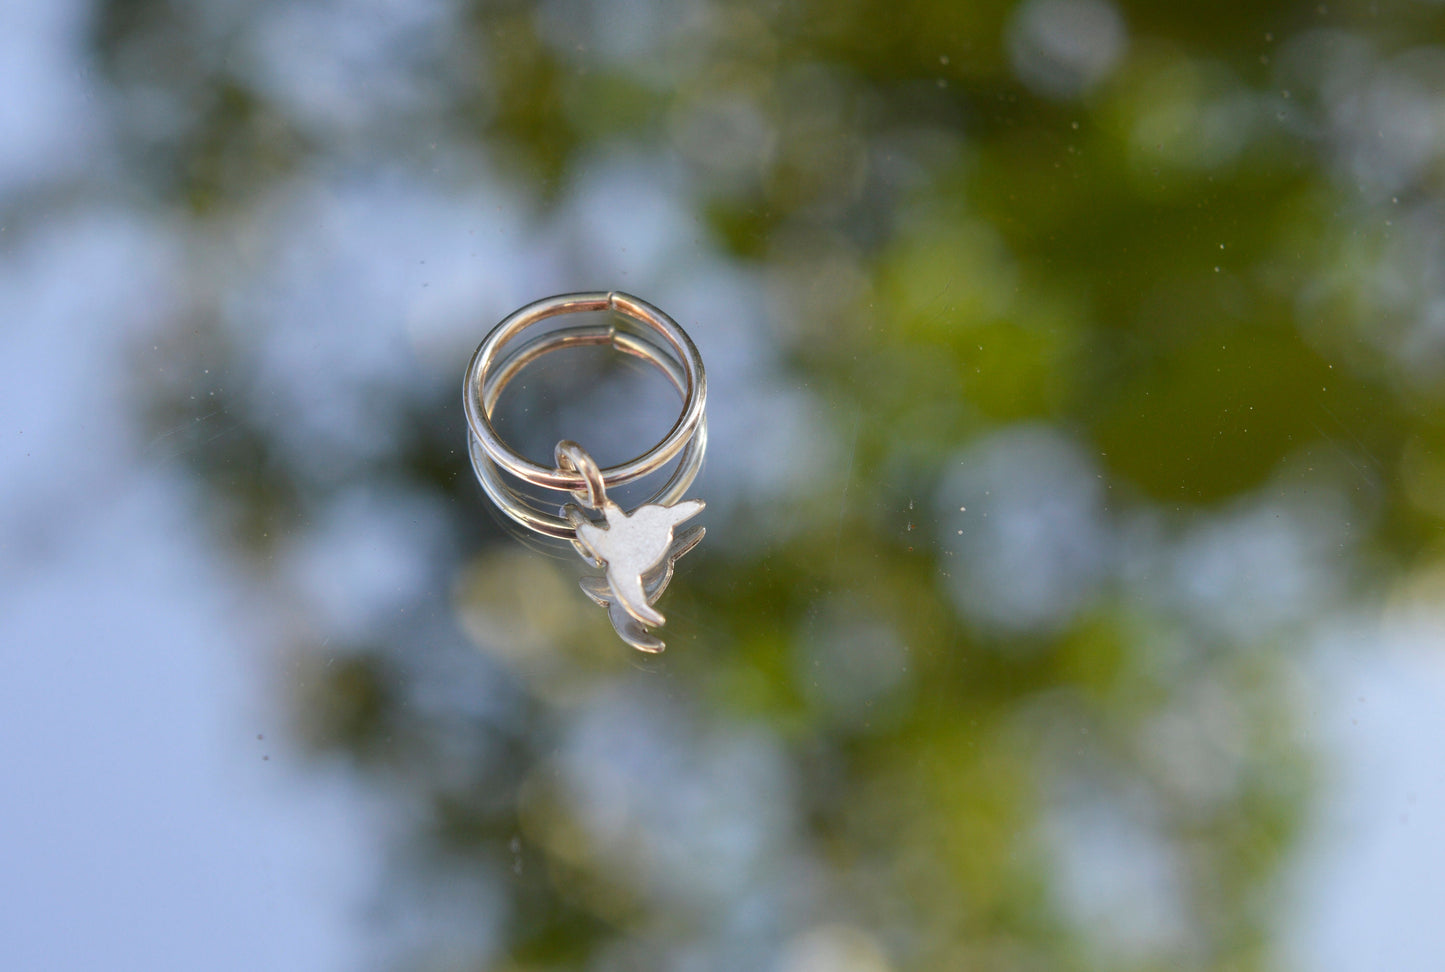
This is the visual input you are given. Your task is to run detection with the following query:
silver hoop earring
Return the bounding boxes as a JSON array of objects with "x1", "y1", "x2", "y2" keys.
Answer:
[{"x1": 463, "y1": 292, "x2": 708, "y2": 652}]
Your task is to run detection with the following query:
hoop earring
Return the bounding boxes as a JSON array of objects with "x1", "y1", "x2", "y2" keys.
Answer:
[{"x1": 463, "y1": 292, "x2": 708, "y2": 652}]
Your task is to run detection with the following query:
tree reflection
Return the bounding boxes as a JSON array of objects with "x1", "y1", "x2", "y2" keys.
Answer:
[{"x1": 88, "y1": 0, "x2": 1445, "y2": 968}]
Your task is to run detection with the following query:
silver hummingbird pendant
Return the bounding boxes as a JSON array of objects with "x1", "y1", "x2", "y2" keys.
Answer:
[{"x1": 556, "y1": 441, "x2": 705, "y2": 652}]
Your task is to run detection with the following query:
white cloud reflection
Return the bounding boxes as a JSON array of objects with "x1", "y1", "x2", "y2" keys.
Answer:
[
  {"x1": 1157, "y1": 496, "x2": 1350, "y2": 644},
  {"x1": 246, "y1": 0, "x2": 457, "y2": 135},
  {"x1": 548, "y1": 683, "x2": 799, "y2": 923},
  {"x1": 1008, "y1": 0, "x2": 1127, "y2": 101},
  {"x1": 0, "y1": 0, "x2": 100, "y2": 194},
  {"x1": 0, "y1": 209, "x2": 379, "y2": 972},
  {"x1": 934, "y1": 425, "x2": 1113, "y2": 638},
  {"x1": 1287, "y1": 620, "x2": 1445, "y2": 972}
]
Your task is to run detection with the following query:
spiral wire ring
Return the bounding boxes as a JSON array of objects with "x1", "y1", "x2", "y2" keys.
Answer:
[{"x1": 464, "y1": 292, "x2": 708, "y2": 540}]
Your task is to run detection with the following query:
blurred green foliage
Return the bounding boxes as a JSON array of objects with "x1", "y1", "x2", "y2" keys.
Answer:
[{"x1": 99, "y1": 0, "x2": 1445, "y2": 968}]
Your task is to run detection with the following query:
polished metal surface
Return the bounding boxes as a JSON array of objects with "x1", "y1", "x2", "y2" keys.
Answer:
[
  {"x1": 464, "y1": 294, "x2": 709, "y2": 649},
  {"x1": 464, "y1": 291, "x2": 707, "y2": 491},
  {"x1": 465, "y1": 318, "x2": 709, "y2": 539},
  {"x1": 561, "y1": 436, "x2": 707, "y2": 652}
]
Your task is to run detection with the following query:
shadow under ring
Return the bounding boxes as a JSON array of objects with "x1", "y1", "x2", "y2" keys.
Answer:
[{"x1": 467, "y1": 322, "x2": 708, "y2": 540}]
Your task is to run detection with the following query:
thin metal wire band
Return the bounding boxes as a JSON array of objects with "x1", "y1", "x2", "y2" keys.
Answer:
[
  {"x1": 467, "y1": 323, "x2": 708, "y2": 539},
  {"x1": 463, "y1": 291, "x2": 706, "y2": 492}
]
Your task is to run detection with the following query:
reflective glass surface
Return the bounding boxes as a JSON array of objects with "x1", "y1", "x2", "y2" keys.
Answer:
[{"x1": 4, "y1": 1, "x2": 1445, "y2": 970}]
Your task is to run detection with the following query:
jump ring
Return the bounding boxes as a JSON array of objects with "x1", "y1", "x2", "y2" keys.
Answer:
[{"x1": 555, "y1": 440, "x2": 608, "y2": 509}]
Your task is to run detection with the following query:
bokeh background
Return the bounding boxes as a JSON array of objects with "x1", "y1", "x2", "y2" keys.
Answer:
[{"x1": 4, "y1": 0, "x2": 1445, "y2": 969}]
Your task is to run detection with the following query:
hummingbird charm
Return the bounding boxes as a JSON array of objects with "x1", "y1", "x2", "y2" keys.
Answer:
[
  {"x1": 575, "y1": 520, "x2": 706, "y2": 652},
  {"x1": 556, "y1": 441, "x2": 705, "y2": 652}
]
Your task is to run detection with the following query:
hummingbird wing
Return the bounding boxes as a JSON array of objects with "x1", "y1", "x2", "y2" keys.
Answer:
[
  {"x1": 578, "y1": 574, "x2": 611, "y2": 606},
  {"x1": 663, "y1": 499, "x2": 705, "y2": 529},
  {"x1": 666, "y1": 524, "x2": 706, "y2": 564}
]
